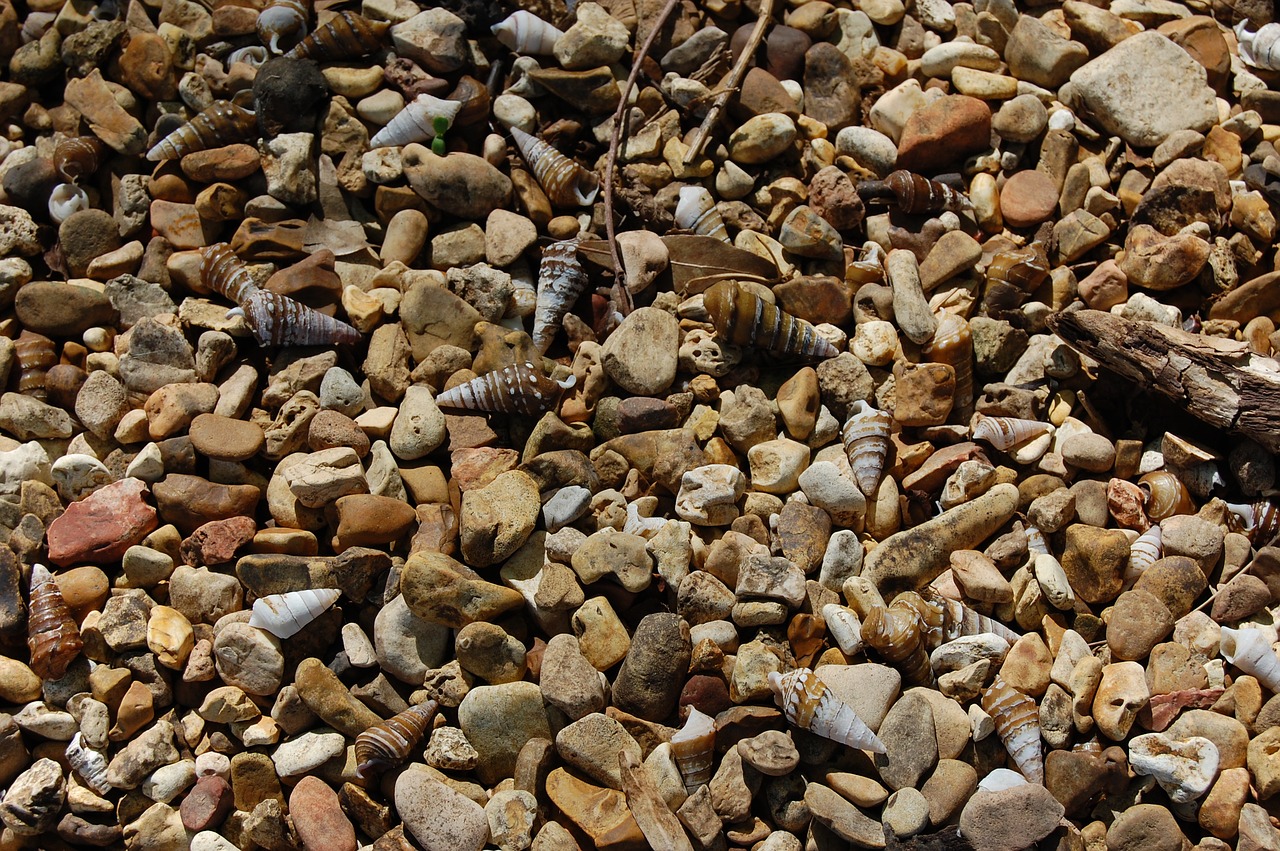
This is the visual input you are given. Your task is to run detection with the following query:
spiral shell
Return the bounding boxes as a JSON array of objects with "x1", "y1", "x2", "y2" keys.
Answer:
[
  {"x1": 231, "y1": 289, "x2": 362, "y2": 347},
  {"x1": 670, "y1": 707, "x2": 716, "y2": 794},
  {"x1": 1123, "y1": 524, "x2": 1162, "y2": 589},
  {"x1": 52, "y1": 136, "x2": 103, "y2": 182},
  {"x1": 922, "y1": 312, "x2": 973, "y2": 423},
  {"x1": 146, "y1": 101, "x2": 258, "y2": 161},
  {"x1": 354, "y1": 701, "x2": 439, "y2": 778},
  {"x1": 675, "y1": 186, "x2": 729, "y2": 242},
  {"x1": 65, "y1": 732, "x2": 110, "y2": 795},
  {"x1": 906, "y1": 588, "x2": 1021, "y2": 649},
  {"x1": 258, "y1": 0, "x2": 310, "y2": 54},
  {"x1": 435, "y1": 362, "x2": 577, "y2": 417},
  {"x1": 370, "y1": 94, "x2": 463, "y2": 148},
  {"x1": 27, "y1": 564, "x2": 83, "y2": 681},
  {"x1": 491, "y1": 10, "x2": 564, "y2": 55},
  {"x1": 1226, "y1": 499, "x2": 1280, "y2": 546},
  {"x1": 704, "y1": 281, "x2": 838, "y2": 359},
  {"x1": 14, "y1": 331, "x2": 56, "y2": 401},
  {"x1": 200, "y1": 243, "x2": 261, "y2": 304},
  {"x1": 532, "y1": 239, "x2": 590, "y2": 354},
  {"x1": 1137, "y1": 470, "x2": 1194, "y2": 521},
  {"x1": 1237, "y1": 21, "x2": 1280, "y2": 71},
  {"x1": 840, "y1": 399, "x2": 891, "y2": 497},
  {"x1": 981, "y1": 674, "x2": 1043, "y2": 784},
  {"x1": 1220, "y1": 626, "x2": 1280, "y2": 693},
  {"x1": 860, "y1": 600, "x2": 936, "y2": 688},
  {"x1": 822, "y1": 604, "x2": 864, "y2": 656},
  {"x1": 228, "y1": 45, "x2": 272, "y2": 68},
  {"x1": 249, "y1": 588, "x2": 340, "y2": 639},
  {"x1": 861, "y1": 170, "x2": 971, "y2": 214},
  {"x1": 446, "y1": 76, "x2": 491, "y2": 128},
  {"x1": 986, "y1": 243, "x2": 1049, "y2": 292},
  {"x1": 283, "y1": 11, "x2": 389, "y2": 62},
  {"x1": 510, "y1": 126, "x2": 600, "y2": 208},
  {"x1": 48, "y1": 183, "x2": 89, "y2": 225},
  {"x1": 971, "y1": 415, "x2": 1053, "y2": 451},
  {"x1": 767, "y1": 668, "x2": 885, "y2": 753}
]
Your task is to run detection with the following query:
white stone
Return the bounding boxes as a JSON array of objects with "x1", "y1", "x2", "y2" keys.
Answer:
[
  {"x1": 543, "y1": 485, "x2": 592, "y2": 533},
  {"x1": 271, "y1": 731, "x2": 346, "y2": 778},
  {"x1": 797, "y1": 461, "x2": 866, "y2": 527},
  {"x1": 50, "y1": 453, "x2": 112, "y2": 501},
  {"x1": 142, "y1": 759, "x2": 196, "y2": 804},
  {"x1": 747, "y1": 438, "x2": 811, "y2": 494},
  {"x1": 675, "y1": 464, "x2": 746, "y2": 525}
]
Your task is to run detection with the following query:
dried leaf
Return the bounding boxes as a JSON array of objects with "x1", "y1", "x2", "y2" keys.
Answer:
[
  {"x1": 304, "y1": 216, "x2": 373, "y2": 257},
  {"x1": 662, "y1": 234, "x2": 780, "y2": 294}
]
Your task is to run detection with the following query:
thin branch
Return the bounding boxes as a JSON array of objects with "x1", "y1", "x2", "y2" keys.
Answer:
[
  {"x1": 682, "y1": 0, "x2": 776, "y2": 165},
  {"x1": 604, "y1": 0, "x2": 682, "y2": 315}
]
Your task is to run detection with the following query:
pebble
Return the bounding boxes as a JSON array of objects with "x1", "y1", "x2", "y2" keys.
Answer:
[
  {"x1": 959, "y1": 783, "x2": 1065, "y2": 851},
  {"x1": 395, "y1": 770, "x2": 487, "y2": 851}
]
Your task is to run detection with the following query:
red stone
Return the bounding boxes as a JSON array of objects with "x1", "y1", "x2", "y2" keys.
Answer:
[
  {"x1": 896, "y1": 95, "x2": 992, "y2": 173},
  {"x1": 179, "y1": 515, "x2": 258, "y2": 567},
  {"x1": 289, "y1": 776, "x2": 357, "y2": 851},
  {"x1": 180, "y1": 775, "x2": 234, "y2": 831},
  {"x1": 46, "y1": 478, "x2": 158, "y2": 567}
]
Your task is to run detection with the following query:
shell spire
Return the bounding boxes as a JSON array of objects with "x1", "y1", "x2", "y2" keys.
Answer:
[
  {"x1": 65, "y1": 732, "x2": 110, "y2": 795},
  {"x1": 670, "y1": 707, "x2": 716, "y2": 794},
  {"x1": 532, "y1": 239, "x2": 590, "y2": 354},
  {"x1": 283, "y1": 10, "x2": 389, "y2": 62},
  {"x1": 841, "y1": 399, "x2": 891, "y2": 497},
  {"x1": 980, "y1": 674, "x2": 1043, "y2": 784},
  {"x1": 1220, "y1": 626, "x2": 1280, "y2": 693},
  {"x1": 768, "y1": 668, "x2": 885, "y2": 753},
  {"x1": 703, "y1": 281, "x2": 838, "y2": 360},
  {"x1": 860, "y1": 170, "x2": 971, "y2": 214},
  {"x1": 916, "y1": 587, "x2": 1021, "y2": 647},
  {"x1": 257, "y1": 0, "x2": 311, "y2": 54},
  {"x1": 435, "y1": 362, "x2": 576, "y2": 417},
  {"x1": 146, "y1": 101, "x2": 258, "y2": 161},
  {"x1": 860, "y1": 599, "x2": 935, "y2": 688},
  {"x1": 971, "y1": 415, "x2": 1053, "y2": 451},
  {"x1": 1123, "y1": 524, "x2": 1162, "y2": 589},
  {"x1": 510, "y1": 126, "x2": 599, "y2": 208},
  {"x1": 248, "y1": 589, "x2": 340, "y2": 639},
  {"x1": 491, "y1": 10, "x2": 563, "y2": 55},
  {"x1": 369, "y1": 94, "x2": 463, "y2": 149},
  {"x1": 230, "y1": 289, "x2": 362, "y2": 347},
  {"x1": 27, "y1": 564, "x2": 83, "y2": 681},
  {"x1": 355, "y1": 701, "x2": 440, "y2": 778},
  {"x1": 200, "y1": 243, "x2": 261, "y2": 304},
  {"x1": 52, "y1": 136, "x2": 103, "y2": 183},
  {"x1": 1237, "y1": 21, "x2": 1280, "y2": 71},
  {"x1": 675, "y1": 186, "x2": 729, "y2": 242}
]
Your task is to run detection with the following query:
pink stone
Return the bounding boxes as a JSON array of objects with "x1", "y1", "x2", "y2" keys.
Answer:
[
  {"x1": 148, "y1": 199, "x2": 212, "y2": 249},
  {"x1": 46, "y1": 478, "x2": 158, "y2": 567},
  {"x1": 179, "y1": 515, "x2": 258, "y2": 566},
  {"x1": 1078, "y1": 259, "x2": 1129, "y2": 311},
  {"x1": 180, "y1": 775, "x2": 234, "y2": 831},
  {"x1": 289, "y1": 776, "x2": 357, "y2": 851}
]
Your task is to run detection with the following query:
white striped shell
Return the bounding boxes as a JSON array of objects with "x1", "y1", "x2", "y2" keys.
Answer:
[
  {"x1": 840, "y1": 399, "x2": 891, "y2": 497},
  {"x1": 822, "y1": 604, "x2": 864, "y2": 656},
  {"x1": 249, "y1": 588, "x2": 340, "y2": 639},
  {"x1": 491, "y1": 10, "x2": 563, "y2": 55},
  {"x1": 65, "y1": 732, "x2": 111, "y2": 795},
  {"x1": 1123, "y1": 524, "x2": 1162, "y2": 589},
  {"x1": 369, "y1": 94, "x2": 463, "y2": 148},
  {"x1": 768, "y1": 668, "x2": 885, "y2": 753},
  {"x1": 48, "y1": 183, "x2": 89, "y2": 225},
  {"x1": 511, "y1": 126, "x2": 599, "y2": 208},
  {"x1": 675, "y1": 186, "x2": 728, "y2": 242},
  {"x1": 980, "y1": 674, "x2": 1043, "y2": 784},
  {"x1": 1237, "y1": 21, "x2": 1280, "y2": 71},
  {"x1": 532, "y1": 239, "x2": 590, "y2": 353},
  {"x1": 1220, "y1": 626, "x2": 1280, "y2": 693},
  {"x1": 971, "y1": 415, "x2": 1053, "y2": 451},
  {"x1": 670, "y1": 707, "x2": 716, "y2": 794}
]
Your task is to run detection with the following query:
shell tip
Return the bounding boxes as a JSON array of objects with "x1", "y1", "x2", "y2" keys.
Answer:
[{"x1": 556, "y1": 374, "x2": 577, "y2": 391}]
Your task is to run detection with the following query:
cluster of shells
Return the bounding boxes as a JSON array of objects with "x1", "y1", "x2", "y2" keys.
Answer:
[{"x1": 1, "y1": 0, "x2": 1280, "y2": 849}]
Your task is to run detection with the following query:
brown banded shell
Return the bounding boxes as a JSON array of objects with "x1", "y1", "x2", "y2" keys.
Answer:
[
  {"x1": 146, "y1": 101, "x2": 258, "y2": 162},
  {"x1": 52, "y1": 136, "x2": 103, "y2": 183},
  {"x1": 447, "y1": 75, "x2": 491, "y2": 128},
  {"x1": 767, "y1": 668, "x2": 885, "y2": 752},
  {"x1": 840, "y1": 399, "x2": 891, "y2": 497},
  {"x1": 986, "y1": 243, "x2": 1050, "y2": 291},
  {"x1": 670, "y1": 707, "x2": 716, "y2": 794},
  {"x1": 510, "y1": 126, "x2": 599, "y2": 208},
  {"x1": 860, "y1": 600, "x2": 936, "y2": 688},
  {"x1": 532, "y1": 239, "x2": 589, "y2": 354},
  {"x1": 257, "y1": 0, "x2": 310, "y2": 53},
  {"x1": 283, "y1": 10, "x2": 389, "y2": 62},
  {"x1": 28, "y1": 564, "x2": 83, "y2": 681},
  {"x1": 907, "y1": 588, "x2": 1021, "y2": 649},
  {"x1": 971, "y1": 415, "x2": 1053, "y2": 451},
  {"x1": 435, "y1": 362, "x2": 576, "y2": 417},
  {"x1": 355, "y1": 701, "x2": 439, "y2": 778},
  {"x1": 14, "y1": 331, "x2": 56, "y2": 401},
  {"x1": 980, "y1": 674, "x2": 1043, "y2": 784},
  {"x1": 704, "y1": 281, "x2": 838, "y2": 360},
  {"x1": 923, "y1": 312, "x2": 973, "y2": 423},
  {"x1": 1227, "y1": 499, "x2": 1280, "y2": 546},
  {"x1": 1137, "y1": 470, "x2": 1195, "y2": 521},
  {"x1": 231, "y1": 289, "x2": 362, "y2": 347},
  {"x1": 860, "y1": 170, "x2": 971, "y2": 214},
  {"x1": 200, "y1": 243, "x2": 260, "y2": 304}
]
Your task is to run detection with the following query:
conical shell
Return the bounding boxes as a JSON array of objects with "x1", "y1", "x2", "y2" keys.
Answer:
[
  {"x1": 65, "y1": 732, "x2": 110, "y2": 795},
  {"x1": 841, "y1": 399, "x2": 891, "y2": 497},
  {"x1": 822, "y1": 604, "x2": 864, "y2": 656},
  {"x1": 369, "y1": 94, "x2": 463, "y2": 148},
  {"x1": 200, "y1": 243, "x2": 260, "y2": 304},
  {"x1": 14, "y1": 331, "x2": 55, "y2": 401},
  {"x1": 48, "y1": 183, "x2": 89, "y2": 225},
  {"x1": 985, "y1": 243, "x2": 1049, "y2": 292},
  {"x1": 532, "y1": 239, "x2": 590, "y2": 354},
  {"x1": 491, "y1": 10, "x2": 563, "y2": 55},
  {"x1": 675, "y1": 186, "x2": 729, "y2": 242},
  {"x1": 670, "y1": 707, "x2": 716, "y2": 794},
  {"x1": 768, "y1": 668, "x2": 885, "y2": 753},
  {"x1": 52, "y1": 136, "x2": 103, "y2": 183},
  {"x1": 435, "y1": 361, "x2": 576, "y2": 416},
  {"x1": 1138, "y1": 470, "x2": 1195, "y2": 521},
  {"x1": 510, "y1": 126, "x2": 599, "y2": 208},
  {"x1": 283, "y1": 10, "x2": 388, "y2": 62},
  {"x1": 971, "y1": 415, "x2": 1053, "y2": 451},
  {"x1": 249, "y1": 588, "x2": 340, "y2": 639},
  {"x1": 898, "y1": 589, "x2": 1021, "y2": 650},
  {"x1": 355, "y1": 701, "x2": 439, "y2": 778},
  {"x1": 1226, "y1": 499, "x2": 1280, "y2": 546},
  {"x1": 1220, "y1": 626, "x2": 1280, "y2": 693},
  {"x1": 923, "y1": 312, "x2": 973, "y2": 423},
  {"x1": 1123, "y1": 525, "x2": 1162, "y2": 589},
  {"x1": 703, "y1": 281, "x2": 838, "y2": 360},
  {"x1": 146, "y1": 101, "x2": 258, "y2": 161},
  {"x1": 232, "y1": 289, "x2": 362, "y2": 347},
  {"x1": 981, "y1": 674, "x2": 1043, "y2": 784},
  {"x1": 257, "y1": 0, "x2": 310, "y2": 53},
  {"x1": 879, "y1": 170, "x2": 972, "y2": 214},
  {"x1": 1238, "y1": 21, "x2": 1280, "y2": 70},
  {"x1": 27, "y1": 564, "x2": 83, "y2": 681},
  {"x1": 860, "y1": 600, "x2": 936, "y2": 687}
]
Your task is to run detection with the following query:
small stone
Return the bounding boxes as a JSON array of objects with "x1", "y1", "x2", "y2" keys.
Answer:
[
  {"x1": 876, "y1": 691, "x2": 938, "y2": 790},
  {"x1": 958, "y1": 784, "x2": 1065, "y2": 851},
  {"x1": 403, "y1": 147, "x2": 512, "y2": 220},
  {"x1": 805, "y1": 782, "x2": 885, "y2": 847},
  {"x1": 395, "y1": 769, "x2": 488, "y2": 851},
  {"x1": 1000, "y1": 170, "x2": 1059, "y2": 228},
  {"x1": 401, "y1": 551, "x2": 524, "y2": 628},
  {"x1": 1105, "y1": 803, "x2": 1186, "y2": 851},
  {"x1": 46, "y1": 477, "x2": 157, "y2": 567},
  {"x1": 458, "y1": 681, "x2": 552, "y2": 784},
  {"x1": 1059, "y1": 524, "x2": 1130, "y2": 605},
  {"x1": 391, "y1": 8, "x2": 467, "y2": 73},
  {"x1": 460, "y1": 470, "x2": 540, "y2": 568},
  {"x1": 602, "y1": 307, "x2": 679, "y2": 395},
  {"x1": 389, "y1": 385, "x2": 446, "y2": 460},
  {"x1": 896, "y1": 95, "x2": 991, "y2": 172},
  {"x1": 728, "y1": 113, "x2": 797, "y2": 164}
]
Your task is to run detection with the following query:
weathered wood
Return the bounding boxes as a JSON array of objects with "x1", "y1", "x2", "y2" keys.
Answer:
[{"x1": 1048, "y1": 310, "x2": 1280, "y2": 454}]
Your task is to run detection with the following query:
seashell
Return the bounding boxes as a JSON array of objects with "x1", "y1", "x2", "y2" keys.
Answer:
[
  {"x1": 283, "y1": 10, "x2": 389, "y2": 62},
  {"x1": 258, "y1": 0, "x2": 310, "y2": 54},
  {"x1": 1225, "y1": 499, "x2": 1280, "y2": 546},
  {"x1": 675, "y1": 186, "x2": 729, "y2": 242},
  {"x1": 767, "y1": 668, "x2": 885, "y2": 753},
  {"x1": 227, "y1": 45, "x2": 272, "y2": 68},
  {"x1": 52, "y1": 136, "x2": 104, "y2": 182},
  {"x1": 65, "y1": 732, "x2": 111, "y2": 795},
  {"x1": 977, "y1": 768, "x2": 1029, "y2": 793},
  {"x1": 369, "y1": 94, "x2": 463, "y2": 148},
  {"x1": 248, "y1": 588, "x2": 340, "y2": 639},
  {"x1": 1237, "y1": 21, "x2": 1280, "y2": 71},
  {"x1": 230, "y1": 289, "x2": 362, "y2": 347},
  {"x1": 491, "y1": 10, "x2": 564, "y2": 55},
  {"x1": 14, "y1": 331, "x2": 56, "y2": 402},
  {"x1": 200, "y1": 243, "x2": 261, "y2": 305},
  {"x1": 446, "y1": 75, "x2": 491, "y2": 128},
  {"x1": 510, "y1": 126, "x2": 599, "y2": 208},
  {"x1": 48, "y1": 183, "x2": 89, "y2": 225},
  {"x1": 670, "y1": 707, "x2": 716, "y2": 794},
  {"x1": 1219, "y1": 626, "x2": 1280, "y2": 693},
  {"x1": 1123, "y1": 524, "x2": 1162, "y2": 589},
  {"x1": 840, "y1": 399, "x2": 891, "y2": 497},
  {"x1": 980, "y1": 674, "x2": 1043, "y2": 784},
  {"x1": 354, "y1": 701, "x2": 439, "y2": 778},
  {"x1": 704, "y1": 281, "x2": 839, "y2": 360},
  {"x1": 822, "y1": 604, "x2": 864, "y2": 657},
  {"x1": 860, "y1": 600, "x2": 936, "y2": 687},
  {"x1": 434, "y1": 361, "x2": 576, "y2": 417},
  {"x1": 27, "y1": 564, "x2": 83, "y2": 681},
  {"x1": 985, "y1": 243, "x2": 1050, "y2": 292},
  {"x1": 922, "y1": 312, "x2": 973, "y2": 423},
  {"x1": 531, "y1": 239, "x2": 590, "y2": 354},
  {"x1": 971, "y1": 415, "x2": 1053, "y2": 451},
  {"x1": 146, "y1": 100, "x2": 258, "y2": 161},
  {"x1": 1137, "y1": 470, "x2": 1195, "y2": 521},
  {"x1": 859, "y1": 170, "x2": 972, "y2": 214},
  {"x1": 908, "y1": 588, "x2": 1021, "y2": 649}
]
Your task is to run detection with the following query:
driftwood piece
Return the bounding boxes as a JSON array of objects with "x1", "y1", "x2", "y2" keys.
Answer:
[{"x1": 1048, "y1": 310, "x2": 1280, "y2": 454}]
